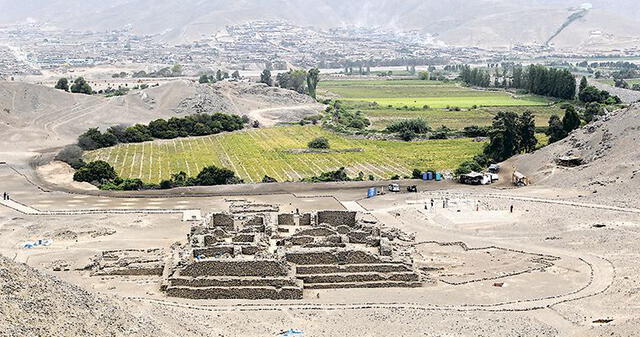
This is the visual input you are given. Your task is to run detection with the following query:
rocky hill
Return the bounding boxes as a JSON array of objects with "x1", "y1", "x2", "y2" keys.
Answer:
[
  {"x1": 0, "y1": 255, "x2": 163, "y2": 337},
  {"x1": 509, "y1": 104, "x2": 640, "y2": 208}
]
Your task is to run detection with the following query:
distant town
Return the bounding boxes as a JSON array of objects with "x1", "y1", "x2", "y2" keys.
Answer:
[{"x1": 2, "y1": 20, "x2": 640, "y2": 78}]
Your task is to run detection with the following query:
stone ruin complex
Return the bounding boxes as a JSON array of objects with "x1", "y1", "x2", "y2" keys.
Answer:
[{"x1": 161, "y1": 210, "x2": 422, "y2": 300}]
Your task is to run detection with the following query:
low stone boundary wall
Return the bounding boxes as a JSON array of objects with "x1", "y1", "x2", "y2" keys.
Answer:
[
  {"x1": 166, "y1": 285, "x2": 303, "y2": 300},
  {"x1": 296, "y1": 263, "x2": 412, "y2": 275}
]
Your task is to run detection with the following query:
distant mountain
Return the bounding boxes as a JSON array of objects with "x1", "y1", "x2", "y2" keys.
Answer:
[{"x1": 0, "y1": 0, "x2": 638, "y2": 50}]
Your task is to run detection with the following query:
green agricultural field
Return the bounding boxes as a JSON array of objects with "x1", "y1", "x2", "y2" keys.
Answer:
[
  {"x1": 84, "y1": 126, "x2": 484, "y2": 184},
  {"x1": 319, "y1": 80, "x2": 550, "y2": 109},
  {"x1": 366, "y1": 106, "x2": 563, "y2": 130}
]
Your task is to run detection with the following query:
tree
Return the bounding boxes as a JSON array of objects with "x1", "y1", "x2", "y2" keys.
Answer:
[
  {"x1": 308, "y1": 137, "x2": 330, "y2": 149},
  {"x1": 55, "y1": 78, "x2": 69, "y2": 91},
  {"x1": 454, "y1": 160, "x2": 483, "y2": 177},
  {"x1": 562, "y1": 105, "x2": 581, "y2": 133},
  {"x1": 259, "y1": 69, "x2": 273, "y2": 86},
  {"x1": 231, "y1": 70, "x2": 240, "y2": 80},
  {"x1": 518, "y1": 111, "x2": 538, "y2": 153},
  {"x1": 483, "y1": 112, "x2": 521, "y2": 162},
  {"x1": 70, "y1": 77, "x2": 93, "y2": 95},
  {"x1": 276, "y1": 69, "x2": 306, "y2": 93},
  {"x1": 216, "y1": 70, "x2": 223, "y2": 81},
  {"x1": 73, "y1": 161, "x2": 117, "y2": 184},
  {"x1": 306, "y1": 68, "x2": 320, "y2": 99},
  {"x1": 579, "y1": 76, "x2": 588, "y2": 94},
  {"x1": 195, "y1": 166, "x2": 239, "y2": 186},
  {"x1": 546, "y1": 115, "x2": 567, "y2": 143},
  {"x1": 198, "y1": 74, "x2": 210, "y2": 84}
]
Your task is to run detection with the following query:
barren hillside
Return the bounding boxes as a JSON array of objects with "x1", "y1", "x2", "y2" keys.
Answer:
[
  {"x1": 0, "y1": 80, "x2": 322, "y2": 157},
  {"x1": 508, "y1": 104, "x2": 640, "y2": 208},
  {"x1": 0, "y1": 255, "x2": 164, "y2": 337}
]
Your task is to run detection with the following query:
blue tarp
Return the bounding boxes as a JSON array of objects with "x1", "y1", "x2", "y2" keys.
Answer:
[{"x1": 279, "y1": 329, "x2": 304, "y2": 336}]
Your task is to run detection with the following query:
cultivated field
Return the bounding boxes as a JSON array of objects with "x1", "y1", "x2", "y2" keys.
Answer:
[
  {"x1": 319, "y1": 80, "x2": 550, "y2": 109},
  {"x1": 366, "y1": 105, "x2": 563, "y2": 129},
  {"x1": 84, "y1": 126, "x2": 484, "y2": 184}
]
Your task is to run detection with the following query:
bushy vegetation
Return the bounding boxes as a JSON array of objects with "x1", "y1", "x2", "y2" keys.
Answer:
[
  {"x1": 73, "y1": 159, "x2": 243, "y2": 191},
  {"x1": 308, "y1": 137, "x2": 330, "y2": 149},
  {"x1": 578, "y1": 85, "x2": 621, "y2": 105},
  {"x1": 77, "y1": 113, "x2": 246, "y2": 150},
  {"x1": 70, "y1": 77, "x2": 93, "y2": 95},
  {"x1": 55, "y1": 78, "x2": 69, "y2": 92},
  {"x1": 133, "y1": 64, "x2": 184, "y2": 78},
  {"x1": 386, "y1": 118, "x2": 431, "y2": 141},
  {"x1": 55, "y1": 145, "x2": 86, "y2": 169},
  {"x1": 302, "y1": 167, "x2": 352, "y2": 183},
  {"x1": 73, "y1": 161, "x2": 117, "y2": 184},
  {"x1": 324, "y1": 101, "x2": 371, "y2": 131}
]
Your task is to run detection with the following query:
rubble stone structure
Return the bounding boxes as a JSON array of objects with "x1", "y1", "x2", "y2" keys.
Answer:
[{"x1": 162, "y1": 209, "x2": 421, "y2": 300}]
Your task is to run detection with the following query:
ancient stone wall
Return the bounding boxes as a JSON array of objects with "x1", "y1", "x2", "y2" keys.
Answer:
[
  {"x1": 166, "y1": 285, "x2": 302, "y2": 300},
  {"x1": 285, "y1": 249, "x2": 385, "y2": 265},
  {"x1": 210, "y1": 213, "x2": 234, "y2": 231},
  {"x1": 179, "y1": 259, "x2": 290, "y2": 277},
  {"x1": 278, "y1": 214, "x2": 295, "y2": 226},
  {"x1": 317, "y1": 211, "x2": 357, "y2": 227}
]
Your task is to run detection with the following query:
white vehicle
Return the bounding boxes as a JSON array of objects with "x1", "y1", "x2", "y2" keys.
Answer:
[{"x1": 388, "y1": 183, "x2": 400, "y2": 192}]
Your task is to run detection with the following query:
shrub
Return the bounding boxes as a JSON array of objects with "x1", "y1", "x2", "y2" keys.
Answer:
[
  {"x1": 308, "y1": 137, "x2": 330, "y2": 149},
  {"x1": 454, "y1": 160, "x2": 483, "y2": 177},
  {"x1": 386, "y1": 119, "x2": 430, "y2": 134},
  {"x1": 262, "y1": 175, "x2": 278, "y2": 183},
  {"x1": 195, "y1": 166, "x2": 240, "y2": 186},
  {"x1": 412, "y1": 169, "x2": 423, "y2": 179},
  {"x1": 55, "y1": 145, "x2": 85, "y2": 169},
  {"x1": 73, "y1": 161, "x2": 117, "y2": 184}
]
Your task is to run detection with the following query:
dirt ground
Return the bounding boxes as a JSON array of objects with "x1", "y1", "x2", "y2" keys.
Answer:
[{"x1": 1, "y1": 161, "x2": 639, "y2": 336}]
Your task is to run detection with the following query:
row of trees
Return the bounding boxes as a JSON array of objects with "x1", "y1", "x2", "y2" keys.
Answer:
[
  {"x1": 78, "y1": 113, "x2": 247, "y2": 150},
  {"x1": 514, "y1": 65, "x2": 576, "y2": 100},
  {"x1": 459, "y1": 64, "x2": 576, "y2": 100},
  {"x1": 55, "y1": 77, "x2": 93, "y2": 95},
  {"x1": 260, "y1": 68, "x2": 321, "y2": 99},
  {"x1": 198, "y1": 70, "x2": 240, "y2": 84},
  {"x1": 73, "y1": 160, "x2": 242, "y2": 190}
]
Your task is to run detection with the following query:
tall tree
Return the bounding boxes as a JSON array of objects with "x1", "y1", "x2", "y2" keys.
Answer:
[
  {"x1": 518, "y1": 111, "x2": 538, "y2": 153},
  {"x1": 259, "y1": 69, "x2": 272, "y2": 86},
  {"x1": 562, "y1": 105, "x2": 581, "y2": 133},
  {"x1": 579, "y1": 76, "x2": 588, "y2": 94},
  {"x1": 306, "y1": 68, "x2": 320, "y2": 100},
  {"x1": 484, "y1": 112, "x2": 521, "y2": 162},
  {"x1": 546, "y1": 115, "x2": 567, "y2": 143}
]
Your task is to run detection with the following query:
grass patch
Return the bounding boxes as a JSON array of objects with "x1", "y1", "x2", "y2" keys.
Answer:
[{"x1": 84, "y1": 126, "x2": 484, "y2": 184}]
